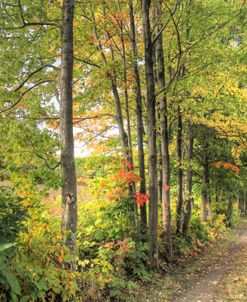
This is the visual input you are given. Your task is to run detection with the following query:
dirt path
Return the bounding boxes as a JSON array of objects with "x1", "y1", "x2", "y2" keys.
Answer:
[{"x1": 174, "y1": 224, "x2": 247, "y2": 302}]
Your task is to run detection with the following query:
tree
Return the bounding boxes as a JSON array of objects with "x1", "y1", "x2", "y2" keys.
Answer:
[
  {"x1": 154, "y1": 0, "x2": 173, "y2": 261},
  {"x1": 129, "y1": 0, "x2": 147, "y2": 233},
  {"x1": 142, "y1": 0, "x2": 159, "y2": 268},
  {"x1": 60, "y1": 0, "x2": 77, "y2": 270}
]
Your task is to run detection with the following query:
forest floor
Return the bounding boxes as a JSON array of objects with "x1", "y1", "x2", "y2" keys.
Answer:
[{"x1": 133, "y1": 220, "x2": 247, "y2": 302}]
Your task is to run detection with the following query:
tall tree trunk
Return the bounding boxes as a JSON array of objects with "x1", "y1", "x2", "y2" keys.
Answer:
[
  {"x1": 60, "y1": 0, "x2": 77, "y2": 271},
  {"x1": 201, "y1": 140, "x2": 209, "y2": 222},
  {"x1": 120, "y1": 23, "x2": 132, "y2": 158},
  {"x1": 142, "y1": 0, "x2": 159, "y2": 268},
  {"x1": 152, "y1": 5, "x2": 162, "y2": 206},
  {"x1": 158, "y1": 139, "x2": 163, "y2": 203},
  {"x1": 176, "y1": 106, "x2": 183, "y2": 233},
  {"x1": 155, "y1": 0, "x2": 172, "y2": 261},
  {"x1": 129, "y1": 0, "x2": 147, "y2": 233},
  {"x1": 182, "y1": 122, "x2": 193, "y2": 235}
]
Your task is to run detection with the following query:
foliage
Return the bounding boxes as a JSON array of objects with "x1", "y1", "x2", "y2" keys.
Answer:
[
  {"x1": 0, "y1": 188, "x2": 28, "y2": 244},
  {"x1": 0, "y1": 243, "x2": 21, "y2": 302},
  {"x1": 78, "y1": 238, "x2": 149, "y2": 301}
]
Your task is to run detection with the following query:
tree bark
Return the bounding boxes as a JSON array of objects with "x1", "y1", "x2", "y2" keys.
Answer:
[
  {"x1": 182, "y1": 122, "x2": 193, "y2": 235},
  {"x1": 155, "y1": 0, "x2": 172, "y2": 261},
  {"x1": 201, "y1": 140, "x2": 209, "y2": 222},
  {"x1": 142, "y1": 0, "x2": 159, "y2": 267},
  {"x1": 244, "y1": 190, "x2": 247, "y2": 216},
  {"x1": 226, "y1": 197, "x2": 233, "y2": 227},
  {"x1": 60, "y1": 0, "x2": 77, "y2": 271},
  {"x1": 176, "y1": 106, "x2": 183, "y2": 233},
  {"x1": 129, "y1": 0, "x2": 147, "y2": 233},
  {"x1": 208, "y1": 195, "x2": 213, "y2": 218}
]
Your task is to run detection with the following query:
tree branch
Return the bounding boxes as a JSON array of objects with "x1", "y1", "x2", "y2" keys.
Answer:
[
  {"x1": 0, "y1": 0, "x2": 60, "y2": 31},
  {"x1": 0, "y1": 80, "x2": 56, "y2": 114},
  {"x1": 14, "y1": 64, "x2": 59, "y2": 92}
]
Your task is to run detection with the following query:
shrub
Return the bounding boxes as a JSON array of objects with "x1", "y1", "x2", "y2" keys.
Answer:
[
  {"x1": 0, "y1": 188, "x2": 28, "y2": 244},
  {"x1": 0, "y1": 243, "x2": 21, "y2": 302},
  {"x1": 189, "y1": 215, "x2": 210, "y2": 244},
  {"x1": 77, "y1": 239, "x2": 149, "y2": 301}
]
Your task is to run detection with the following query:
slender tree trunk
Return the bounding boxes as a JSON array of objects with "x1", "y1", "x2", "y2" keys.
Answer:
[
  {"x1": 182, "y1": 122, "x2": 193, "y2": 235},
  {"x1": 60, "y1": 0, "x2": 77, "y2": 271},
  {"x1": 142, "y1": 0, "x2": 159, "y2": 268},
  {"x1": 176, "y1": 106, "x2": 183, "y2": 233},
  {"x1": 111, "y1": 79, "x2": 130, "y2": 157},
  {"x1": 244, "y1": 190, "x2": 247, "y2": 216},
  {"x1": 208, "y1": 195, "x2": 213, "y2": 218},
  {"x1": 152, "y1": 7, "x2": 162, "y2": 206},
  {"x1": 158, "y1": 139, "x2": 163, "y2": 203},
  {"x1": 237, "y1": 192, "x2": 241, "y2": 214},
  {"x1": 129, "y1": 0, "x2": 147, "y2": 232},
  {"x1": 226, "y1": 197, "x2": 233, "y2": 227},
  {"x1": 239, "y1": 190, "x2": 247, "y2": 217},
  {"x1": 215, "y1": 187, "x2": 220, "y2": 214},
  {"x1": 201, "y1": 141, "x2": 209, "y2": 222},
  {"x1": 120, "y1": 25, "x2": 132, "y2": 157},
  {"x1": 155, "y1": 0, "x2": 172, "y2": 261}
]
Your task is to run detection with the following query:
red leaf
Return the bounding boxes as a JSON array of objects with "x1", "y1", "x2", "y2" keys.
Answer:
[
  {"x1": 122, "y1": 160, "x2": 133, "y2": 169},
  {"x1": 133, "y1": 192, "x2": 149, "y2": 207},
  {"x1": 163, "y1": 184, "x2": 170, "y2": 191},
  {"x1": 232, "y1": 165, "x2": 239, "y2": 173}
]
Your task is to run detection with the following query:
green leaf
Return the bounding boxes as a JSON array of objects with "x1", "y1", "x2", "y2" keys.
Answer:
[
  {"x1": 20, "y1": 296, "x2": 31, "y2": 302},
  {"x1": 0, "y1": 243, "x2": 17, "y2": 252},
  {"x1": 4, "y1": 271, "x2": 21, "y2": 295}
]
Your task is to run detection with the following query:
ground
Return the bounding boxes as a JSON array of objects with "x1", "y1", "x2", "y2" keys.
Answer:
[{"x1": 132, "y1": 221, "x2": 247, "y2": 302}]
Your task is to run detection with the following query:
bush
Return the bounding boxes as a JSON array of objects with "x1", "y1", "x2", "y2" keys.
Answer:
[
  {"x1": 0, "y1": 188, "x2": 28, "y2": 301},
  {"x1": 0, "y1": 243, "x2": 21, "y2": 302},
  {"x1": 172, "y1": 235, "x2": 190, "y2": 256},
  {"x1": 0, "y1": 188, "x2": 28, "y2": 244},
  {"x1": 0, "y1": 199, "x2": 78, "y2": 302},
  {"x1": 189, "y1": 215, "x2": 210, "y2": 243},
  {"x1": 77, "y1": 239, "x2": 149, "y2": 301},
  {"x1": 207, "y1": 214, "x2": 227, "y2": 239}
]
